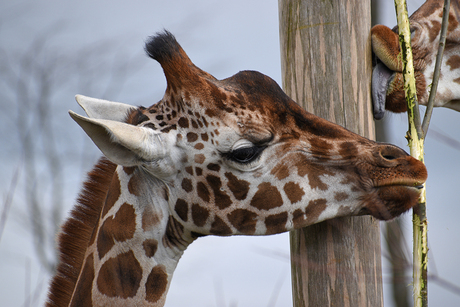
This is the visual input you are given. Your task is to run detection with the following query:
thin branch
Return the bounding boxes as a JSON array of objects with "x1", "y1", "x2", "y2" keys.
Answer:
[
  {"x1": 422, "y1": 0, "x2": 451, "y2": 137},
  {"x1": 266, "y1": 266, "x2": 287, "y2": 307},
  {"x1": 429, "y1": 127, "x2": 460, "y2": 151},
  {"x1": 428, "y1": 274, "x2": 460, "y2": 296},
  {"x1": 0, "y1": 162, "x2": 22, "y2": 243}
]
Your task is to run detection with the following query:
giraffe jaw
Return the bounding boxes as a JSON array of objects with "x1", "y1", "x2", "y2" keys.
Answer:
[{"x1": 359, "y1": 184, "x2": 424, "y2": 220}]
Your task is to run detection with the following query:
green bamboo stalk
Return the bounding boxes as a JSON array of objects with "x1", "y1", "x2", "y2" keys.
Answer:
[{"x1": 393, "y1": 1, "x2": 427, "y2": 307}]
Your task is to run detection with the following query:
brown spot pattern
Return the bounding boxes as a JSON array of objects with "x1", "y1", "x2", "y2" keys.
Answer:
[
  {"x1": 181, "y1": 178, "x2": 193, "y2": 192},
  {"x1": 191, "y1": 203, "x2": 210, "y2": 227},
  {"x1": 265, "y1": 212, "x2": 288, "y2": 234},
  {"x1": 187, "y1": 132, "x2": 198, "y2": 142},
  {"x1": 338, "y1": 142, "x2": 359, "y2": 159},
  {"x1": 145, "y1": 265, "x2": 169, "y2": 303},
  {"x1": 334, "y1": 192, "x2": 349, "y2": 201},
  {"x1": 185, "y1": 166, "x2": 194, "y2": 175},
  {"x1": 128, "y1": 175, "x2": 140, "y2": 196},
  {"x1": 142, "y1": 206, "x2": 161, "y2": 231},
  {"x1": 308, "y1": 165, "x2": 333, "y2": 191},
  {"x1": 194, "y1": 143, "x2": 204, "y2": 150},
  {"x1": 163, "y1": 216, "x2": 187, "y2": 250},
  {"x1": 97, "y1": 203, "x2": 137, "y2": 259},
  {"x1": 97, "y1": 250, "x2": 142, "y2": 298},
  {"x1": 123, "y1": 167, "x2": 135, "y2": 175},
  {"x1": 191, "y1": 119, "x2": 199, "y2": 129},
  {"x1": 174, "y1": 199, "x2": 189, "y2": 222},
  {"x1": 210, "y1": 216, "x2": 232, "y2": 235},
  {"x1": 271, "y1": 162, "x2": 290, "y2": 180},
  {"x1": 447, "y1": 11, "x2": 459, "y2": 30},
  {"x1": 309, "y1": 137, "x2": 333, "y2": 160},
  {"x1": 429, "y1": 20, "x2": 441, "y2": 42},
  {"x1": 250, "y1": 182, "x2": 283, "y2": 210},
  {"x1": 283, "y1": 182, "x2": 304, "y2": 204},
  {"x1": 207, "y1": 163, "x2": 221, "y2": 172},
  {"x1": 292, "y1": 209, "x2": 307, "y2": 228},
  {"x1": 143, "y1": 239, "x2": 158, "y2": 258},
  {"x1": 194, "y1": 154, "x2": 206, "y2": 164},
  {"x1": 202, "y1": 117, "x2": 209, "y2": 127},
  {"x1": 201, "y1": 133, "x2": 209, "y2": 141},
  {"x1": 69, "y1": 253, "x2": 94, "y2": 307},
  {"x1": 447, "y1": 55, "x2": 460, "y2": 70},
  {"x1": 225, "y1": 172, "x2": 250, "y2": 200},
  {"x1": 227, "y1": 209, "x2": 258, "y2": 234},
  {"x1": 161, "y1": 125, "x2": 177, "y2": 133},
  {"x1": 197, "y1": 182, "x2": 210, "y2": 203},
  {"x1": 295, "y1": 154, "x2": 332, "y2": 190},
  {"x1": 102, "y1": 174, "x2": 121, "y2": 218},
  {"x1": 304, "y1": 198, "x2": 328, "y2": 224},
  {"x1": 337, "y1": 205, "x2": 352, "y2": 217},
  {"x1": 178, "y1": 117, "x2": 189, "y2": 128},
  {"x1": 206, "y1": 175, "x2": 232, "y2": 209}
]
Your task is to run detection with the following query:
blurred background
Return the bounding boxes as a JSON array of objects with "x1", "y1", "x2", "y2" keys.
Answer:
[{"x1": 0, "y1": 0, "x2": 458, "y2": 306}]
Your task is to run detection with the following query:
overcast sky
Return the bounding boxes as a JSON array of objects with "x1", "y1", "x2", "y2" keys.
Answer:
[{"x1": 0, "y1": 0, "x2": 459, "y2": 306}]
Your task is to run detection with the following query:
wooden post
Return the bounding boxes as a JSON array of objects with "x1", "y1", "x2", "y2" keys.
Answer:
[{"x1": 278, "y1": 1, "x2": 383, "y2": 306}]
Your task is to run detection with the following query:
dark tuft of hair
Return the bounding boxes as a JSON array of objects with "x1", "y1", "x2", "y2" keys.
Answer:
[{"x1": 145, "y1": 30, "x2": 181, "y2": 64}]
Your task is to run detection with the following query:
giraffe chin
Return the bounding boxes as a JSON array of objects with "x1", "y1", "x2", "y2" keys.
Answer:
[{"x1": 359, "y1": 185, "x2": 422, "y2": 220}]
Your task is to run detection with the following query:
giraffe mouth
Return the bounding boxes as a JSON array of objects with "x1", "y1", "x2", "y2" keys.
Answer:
[
  {"x1": 360, "y1": 183, "x2": 424, "y2": 220},
  {"x1": 375, "y1": 180, "x2": 424, "y2": 190}
]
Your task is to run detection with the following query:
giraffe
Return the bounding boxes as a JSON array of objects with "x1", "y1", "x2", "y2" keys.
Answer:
[
  {"x1": 47, "y1": 31, "x2": 427, "y2": 306},
  {"x1": 371, "y1": 0, "x2": 460, "y2": 119}
]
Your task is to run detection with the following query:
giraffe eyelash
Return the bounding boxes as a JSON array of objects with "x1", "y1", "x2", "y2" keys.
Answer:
[{"x1": 223, "y1": 145, "x2": 266, "y2": 164}]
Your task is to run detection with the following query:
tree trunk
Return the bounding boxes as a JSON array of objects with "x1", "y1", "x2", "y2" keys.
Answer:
[{"x1": 278, "y1": 1, "x2": 383, "y2": 306}]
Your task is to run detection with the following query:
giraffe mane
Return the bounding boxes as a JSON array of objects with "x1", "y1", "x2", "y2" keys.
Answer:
[{"x1": 46, "y1": 157, "x2": 117, "y2": 307}]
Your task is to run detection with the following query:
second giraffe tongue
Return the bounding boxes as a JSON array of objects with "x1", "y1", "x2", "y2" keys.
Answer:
[{"x1": 371, "y1": 62, "x2": 393, "y2": 120}]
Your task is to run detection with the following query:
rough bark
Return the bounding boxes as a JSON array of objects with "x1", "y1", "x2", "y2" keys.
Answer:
[{"x1": 279, "y1": 1, "x2": 383, "y2": 306}]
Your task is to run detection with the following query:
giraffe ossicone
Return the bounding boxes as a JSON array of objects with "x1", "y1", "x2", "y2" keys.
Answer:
[
  {"x1": 47, "y1": 30, "x2": 427, "y2": 306},
  {"x1": 371, "y1": 0, "x2": 460, "y2": 119}
]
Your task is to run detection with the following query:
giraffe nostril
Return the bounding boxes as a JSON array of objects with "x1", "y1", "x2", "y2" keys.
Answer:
[
  {"x1": 376, "y1": 144, "x2": 411, "y2": 166},
  {"x1": 382, "y1": 154, "x2": 396, "y2": 161},
  {"x1": 378, "y1": 144, "x2": 409, "y2": 162}
]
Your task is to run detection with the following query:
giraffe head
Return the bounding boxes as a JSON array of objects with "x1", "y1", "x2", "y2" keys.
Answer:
[
  {"x1": 49, "y1": 31, "x2": 427, "y2": 306},
  {"x1": 371, "y1": 0, "x2": 460, "y2": 119},
  {"x1": 72, "y1": 31, "x2": 426, "y2": 229}
]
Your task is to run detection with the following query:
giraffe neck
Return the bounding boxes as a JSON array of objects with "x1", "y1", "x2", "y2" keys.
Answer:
[
  {"x1": 67, "y1": 148, "x2": 367, "y2": 305},
  {"x1": 69, "y1": 164, "x2": 194, "y2": 306},
  {"x1": 413, "y1": 0, "x2": 460, "y2": 107}
]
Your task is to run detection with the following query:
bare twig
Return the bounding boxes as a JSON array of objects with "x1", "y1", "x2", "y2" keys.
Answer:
[
  {"x1": 266, "y1": 267, "x2": 287, "y2": 307},
  {"x1": 422, "y1": 0, "x2": 451, "y2": 137},
  {"x1": 0, "y1": 162, "x2": 22, "y2": 243},
  {"x1": 429, "y1": 127, "x2": 460, "y2": 151}
]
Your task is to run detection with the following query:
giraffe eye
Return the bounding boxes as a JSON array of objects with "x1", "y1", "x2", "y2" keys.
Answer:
[{"x1": 226, "y1": 145, "x2": 266, "y2": 164}]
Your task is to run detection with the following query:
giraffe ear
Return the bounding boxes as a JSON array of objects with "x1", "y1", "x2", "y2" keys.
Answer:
[
  {"x1": 75, "y1": 95, "x2": 136, "y2": 122},
  {"x1": 69, "y1": 111, "x2": 173, "y2": 166}
]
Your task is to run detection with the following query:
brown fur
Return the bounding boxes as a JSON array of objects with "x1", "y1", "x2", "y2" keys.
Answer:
[{"x1": 46, "y1": 157, "x2": 116, "y2": 307}]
